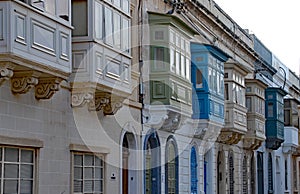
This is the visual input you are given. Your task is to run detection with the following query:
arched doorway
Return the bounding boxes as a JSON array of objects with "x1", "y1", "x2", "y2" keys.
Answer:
[
  {"x1": 165, "y1": 136, "x2": 178, "y2": 194},
  {"x1": 144, "y1": 131, "x2": 161, "y2": 194},
  {"x1": 257, "y1": 152, "x2": 264, "y2": 194},
  {"x1": 228, "y1": 152, "x2": 234, "y2": 194},
  {"x1": 217, "y1": 151, "x2": 225, "y2": 194},
  {"x1": 122, "y1": 132, "x2": 137, "y2": 194},
  {"x1": 190, "y1": 146, "x2": 198, "y2": 194}
]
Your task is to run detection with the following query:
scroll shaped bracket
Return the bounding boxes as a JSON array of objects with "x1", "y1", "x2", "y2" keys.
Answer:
[
  {"x1": 217, "y1": 131, "x2": 243, "y2": 145},
  {"x1": 88, "y1": 93, "x2": 124, "y2": 115},
  {"x1": 88, "y1": 94, "x2": 110, "y2": 111},
  {"x1": 35, "y1": 78, "x2": 62, "y2": 100},
  {"x1": 0, "y1": 67, "x2": 14, "y2": 86},
  {"x1": 243, "y1": 138, "x2": 263, "y2": 150},
  {"x1": 11, "y1": 71, "x2": 39, "y2": 94},
  {"x1": 71, "y1": 91, "x2": 94, "y2": 108}
]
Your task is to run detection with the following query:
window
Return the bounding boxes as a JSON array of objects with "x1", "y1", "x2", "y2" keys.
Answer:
[
  {"x1": 246, "y1": 97, "x2": 252, "y2": 112},
  {"x1": 225, "y1": 84, "x2": 229, "y2": 100},
  {"x1": 186, "y1": 58, "x2": 190, "y2": 80},
  {"x1": 153, "y1": 47, "x2": 165, "y2": 70},
  {"x1": 268, "y1": 153, "x2": 273, "y2": 193},
  {"x1": 242, "y1": 156, "x2": 248, "y2": 194},
  {"x1": 72, "y1": 0, "x2": 88, "y2": 36},
  {"x1": 113, "y1": 12, "x2": 121, "y2": 49},
  {"x1": 104, "y1": 7, "x2": 113, "y2": 45},
  {"x1": 73, "y1": 153, "x2": 104, "y2": 194},
  {"x1": 121, "y1": 18, "x2": 130, "y2": 53},
  {"x1": 170, "y1": 48, "x2": 175, "y2": 72},
  {"x1": 95, "y1": 2, "x2": 103, "y2": 39},
  {"x1": 267, "y1": 102, "x2": 274, "y2": 118},
  {"x1": 196, "y1": 69, "x2": 203, "y2": 88},
  {"x1": 0, "y1": 147, "x2": 35, "y2": 194},
  {"x1": 175, "y1": 52, "x2": 180, "y2": 74}
]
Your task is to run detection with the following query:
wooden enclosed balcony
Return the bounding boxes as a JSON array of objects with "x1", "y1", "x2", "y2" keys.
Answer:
[
  {"x1": 0, "y1": 0, "x2": 72, "y2": 99},
  {"x1": 243, "y1": 79, "x2": 267, "y2": 150}
]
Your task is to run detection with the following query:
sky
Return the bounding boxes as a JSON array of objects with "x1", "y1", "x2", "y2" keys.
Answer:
[{"x1": 213, "y1": 0, "x2": 300, "y2": 75}]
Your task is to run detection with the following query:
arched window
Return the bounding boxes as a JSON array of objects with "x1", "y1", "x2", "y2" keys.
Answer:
[
  {"x1": 166, "y1": 137, "x2": 178, "y2": 194},
  {"x1": 228, "y1": 152, "x2": 234, "y2": 194},
  {"x1": 190, "y1": 146, "x2": 198, "y2": 194},
  {"x1": 257, "y1": 152, "x2": 264, "y2": 194},
  {"x1": 268, "y1": 153, "x2": 273, "y2": 193},
  {"x1": 242, "y1": 156, "x2": 248, "y2": 194}
]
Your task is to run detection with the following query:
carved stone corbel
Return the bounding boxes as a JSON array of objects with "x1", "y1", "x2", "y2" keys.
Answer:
[
  {"x1": 0, "y1": 67, "x2": 14, "y2": 86},
  {"x1": 243, "y1": 138, "x2": 262, "y2": 150},
  {"x1": 11, "y1": 71, "x2": 39, "y2": 94},
  {"x1": 88, "y1": 94, "x2": 110, "y2": 111},
  {"x1": 218, "y1": 131, "x2": 243, "y2": 145},
  {"x1": 102, "y1": 95, "x2": 123, "y2": 115},
  {"x1": 35, "y1": 78, "x2": 62, "y2": 99},
  {"x1": 71, "y1": 91, "x2": 94, "y2": 107}
]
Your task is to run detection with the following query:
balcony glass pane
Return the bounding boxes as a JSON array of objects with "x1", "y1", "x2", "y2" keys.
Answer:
[
  {"x1": 95, "y1": 2, "x2": 103, "y2": 40},
  {"x1": 104, "y1": 7, "x2": 113, "y2": 45}
]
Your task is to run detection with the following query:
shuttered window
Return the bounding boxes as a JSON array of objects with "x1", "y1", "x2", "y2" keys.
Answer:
[{"x1": 242, "y1": 156, "x2": 248, "y2": 194}]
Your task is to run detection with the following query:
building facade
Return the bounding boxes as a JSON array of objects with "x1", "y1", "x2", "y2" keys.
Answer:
[{"x1": 0, "y1": 0, "x2": 300, "y2": 194}]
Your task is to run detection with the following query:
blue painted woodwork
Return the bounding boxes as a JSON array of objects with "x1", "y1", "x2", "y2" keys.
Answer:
[
  {"x1": 144, "y1": 130, "x2": 161, "y2": 194},
  {"x1": 190, "y1": 43, "x2": 229, "y2": 122},
  {"x1": 190, "y1": 147, "x2": 198, "y2": 194},
  {"x1": 265, "y1": 87, "x2": 287, "y2": 150}
]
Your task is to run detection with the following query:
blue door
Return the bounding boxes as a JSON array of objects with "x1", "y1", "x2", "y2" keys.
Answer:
[
  {"x1": 144, "y1": 132, "x2": 161, "y2": 194},
  {"x1": 190, "y1": 147, "x2": 198, "y2": 194}
]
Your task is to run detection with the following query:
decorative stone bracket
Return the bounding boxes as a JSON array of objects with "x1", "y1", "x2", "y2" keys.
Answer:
[
  {"x1": 11, "y1": 71, "x2": 39, "y2": 94},
  {"x1": 0, "y1": 67, "x2": 14, "y2": 86},
  {"x1": 144, "y1": 110, "x2": 182, "y2": 132},
  {"x1": 9, "y1": 71, "x2": 62, "y2": 99},
  {"x1": 243, "y1": 138, "x2": 263, "y2": 150},
  {"x1": 35, "y1": 78, "x2": 62, "y2": 99},
  {"x1": 71, "y1": 91, "x2": 124, "y2": 115},
  {"x1": 159, "y1": 111, "x2": 181, "y2": 132},
  {"x1": 217, "y1": 131, "x2": 243, "y2": 145}
]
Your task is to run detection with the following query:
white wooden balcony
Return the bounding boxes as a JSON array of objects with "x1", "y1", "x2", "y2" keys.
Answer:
[{"x1": 0, "y1": 0, "x2": 72, "y2": 99}]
